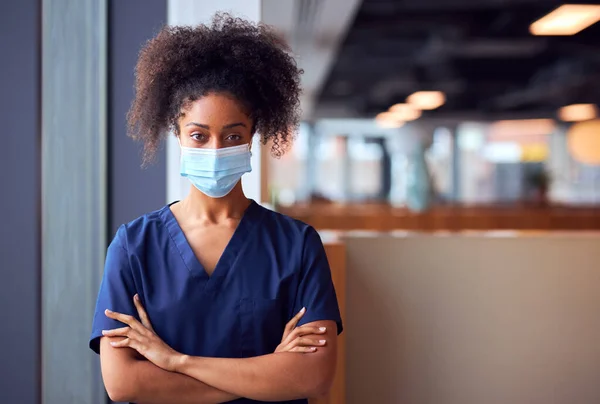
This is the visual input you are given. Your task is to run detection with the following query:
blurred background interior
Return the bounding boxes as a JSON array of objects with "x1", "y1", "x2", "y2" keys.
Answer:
[{"x1": 3, "y1": 0, "x2": 600, "y2": 403}]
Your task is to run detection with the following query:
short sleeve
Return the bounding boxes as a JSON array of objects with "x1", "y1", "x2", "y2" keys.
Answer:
[
  {"x1": 294, "y1": 227, "x2": 343, "y2": 335},
  {"x1": 89, "y1": 226, "x2": 138, "y2": 354}
]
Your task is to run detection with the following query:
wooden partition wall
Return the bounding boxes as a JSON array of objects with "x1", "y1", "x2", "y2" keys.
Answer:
[
  {"x1": 280, "y1": 204, "x2": 600, "y2": 231},
  {"x1": 310, "y1": 241, "x2": 346, "y2": 404}
]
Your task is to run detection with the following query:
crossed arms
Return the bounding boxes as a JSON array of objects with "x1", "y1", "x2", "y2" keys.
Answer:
[{"x1": 99, "y1": 298, "x2": 337, "y2": 403}]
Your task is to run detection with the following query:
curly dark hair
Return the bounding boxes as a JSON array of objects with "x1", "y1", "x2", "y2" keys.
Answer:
[{"x1": 127, "y1": 13, "x2": 303, "y2": 164}]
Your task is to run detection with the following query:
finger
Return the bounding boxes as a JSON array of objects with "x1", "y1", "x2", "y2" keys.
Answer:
[
  {"x1": 105, "y1": 309, "x2": 144, "y2": 332},
  {"x1": 133, "y1": 294, "x2": 154, "y2": 331},
  {"x1": 105, "y1": 328, "x2": 143, "y2": 344},
  {"x1": 294, "y1": 326, "x2": 327, "y2": 337},
  {"x1": 283, "y1": 307, "x2": 306, "y2": 339},
  {"x1": 109, "y1": 338, "x2": 143, "y2": 354},
  {"x1": 292, "y1": 337, "x2": 327, "y2": 348},
  {"x1": 102, "y1": 326, "x2": 131, "y2": 338},
  {"x1": 290, "y1": 346, "x2": 318, "y2": 353},
  {"x1": 284, "y1": 337, "x2": 326, "y2": 352},
  {"x1": 282, "y1": 326, "x2": 327, "y2": 346},
  {"x1": 109, "y1": 338, "x2": 131, "y2": 348}
]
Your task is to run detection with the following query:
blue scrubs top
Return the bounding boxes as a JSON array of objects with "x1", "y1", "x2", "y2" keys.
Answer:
[{"x1": 90, "y1": 200, "x2": 343, "y2": 404}]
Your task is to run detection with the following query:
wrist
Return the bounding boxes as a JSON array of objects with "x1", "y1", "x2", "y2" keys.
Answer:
[{"x1": 171, "y1": 353, "x2": 189, "y2": 373}]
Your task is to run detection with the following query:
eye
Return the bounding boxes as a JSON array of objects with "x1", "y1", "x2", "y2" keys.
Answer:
[
  {"x1": 226, "y1": 134, "x2": 242, "y2": 141},
  {"x1": 190, "y1": 133, "x2": 207, "y2": 142}
]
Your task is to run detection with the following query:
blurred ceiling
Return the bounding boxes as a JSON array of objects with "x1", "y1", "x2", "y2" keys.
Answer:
[
  {"x1": 316, "y1": 0, "x2": 600, "y2": 120},
  {"x1": 263, "y1": 0, "x2": 362, "y2": 119}
]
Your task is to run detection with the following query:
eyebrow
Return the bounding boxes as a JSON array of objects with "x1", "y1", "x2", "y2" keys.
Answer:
[{"x1": 184, "y1": 122, "x2": 247, "y2": 130}]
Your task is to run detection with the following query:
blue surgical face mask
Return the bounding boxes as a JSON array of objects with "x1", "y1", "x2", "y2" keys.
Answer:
[{"x1": 179, "y1": 143, "x2": 252, "y2": 198}]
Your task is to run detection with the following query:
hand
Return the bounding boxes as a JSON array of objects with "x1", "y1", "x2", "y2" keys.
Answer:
[
  {"x1": 103, "y1": 294, "x2": 183, "y2": 372},
  {"x1": 275, "y1": 307, "x2": 328, "y2": 353}
]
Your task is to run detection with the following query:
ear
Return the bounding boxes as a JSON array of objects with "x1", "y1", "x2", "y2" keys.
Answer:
[{"x1": 248, "y1": 132, "x2": 256, "y2": 152}]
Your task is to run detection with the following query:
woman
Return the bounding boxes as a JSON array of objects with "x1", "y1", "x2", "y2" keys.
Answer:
[{"x1": 89, "y1": 13, "x2": 342, "y2": 404}]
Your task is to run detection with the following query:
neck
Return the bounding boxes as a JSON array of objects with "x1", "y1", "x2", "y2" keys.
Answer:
[{"x1": 180, "y1": 182, "x2": 251, "y2": 222}]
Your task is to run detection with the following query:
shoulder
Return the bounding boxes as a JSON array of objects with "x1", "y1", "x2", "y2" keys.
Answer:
[
  {"x1": 258, "y1": 204, "x2": 317, "y2": 236},
  {"x1": 111, "y1": 205, "x2": 171, "y2": 250},
  {"x1": 257, "y1": 204, "x2": 323, "y2": 248}
]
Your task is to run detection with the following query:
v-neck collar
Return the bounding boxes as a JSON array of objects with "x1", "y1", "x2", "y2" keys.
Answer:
[{"x1": 160, "y1": 200, "x2": 263, "y2": 293}]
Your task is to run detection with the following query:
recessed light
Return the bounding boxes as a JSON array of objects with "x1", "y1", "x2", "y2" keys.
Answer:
[
  {"x1": 406, "y1": 91, "x2": 446, "y2": 110},
  {"x1": 558, "y1": 104, "x2": 597, "y2": 122},
  {"x1": 389, "y1": 103, "x2": 422, "y2": 121},
  {"x1": 375, "y1": 112, "x2": 405, "y2": 128},
  {"x1": 530, "y1": 5, "x2": 600, "y2": 36}
]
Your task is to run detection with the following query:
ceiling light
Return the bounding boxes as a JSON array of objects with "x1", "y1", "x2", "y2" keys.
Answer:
[
  {"x1": 530, "y1": 5, "x2": 600, "y2": 36},
  {"x1": 375, "y1": 112, "x2": 405, "y2": 129},
  {"x1": 567, "y1": 120, "x2": 600, "y2": 165},
  {"x1": 489, "y1": 119, "x2": 556, "y2": 138},
  {"x1": 558, "y1": 104, "x2": 598, "y2": 122},
  {"x1": 389, "y1": 103, "x2": 422, "y2": 121},
  {"x1": 406, "y1": 91, "x2": 446, "y2": 110}
]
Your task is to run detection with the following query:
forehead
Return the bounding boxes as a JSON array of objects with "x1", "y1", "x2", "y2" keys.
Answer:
[{"x1": 180, "y1": 93, "x2": 250, "y2": 123}]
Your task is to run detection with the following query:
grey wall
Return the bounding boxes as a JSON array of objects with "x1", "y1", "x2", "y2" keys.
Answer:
[
  {"x1": 0, "y1": 1, "x2": 41, "y2": 403},
  {"x1": 108, "y1": 0, "x2": 167, "y2": 235},
  {"x1": 345, "y1": 234, "x2": 600, "y2": 404},
  {"x1": 0, "y1": 1, "x2": 167, "y2": 402},
  {"x1": 108, "y1": 2, "x2": 166, "y2": 402}
]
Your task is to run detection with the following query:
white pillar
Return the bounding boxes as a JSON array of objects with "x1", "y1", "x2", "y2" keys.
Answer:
[
  {"x1": 42, "y1": 0, "x2": 107, "y2": 403},
  {"x1": 166, "y1": 0, "x2": 267, "y2": 204}
]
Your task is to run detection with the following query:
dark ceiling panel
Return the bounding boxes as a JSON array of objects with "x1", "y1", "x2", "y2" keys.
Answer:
[{"x1": 317, "y1": 0, "x2": 600, "y2": 118}]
